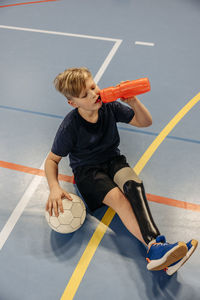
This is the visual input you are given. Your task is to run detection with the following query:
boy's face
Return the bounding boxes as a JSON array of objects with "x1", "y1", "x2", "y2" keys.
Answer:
[{"x1": 68, "y1": 76, "x2": 102, "y2": 112}]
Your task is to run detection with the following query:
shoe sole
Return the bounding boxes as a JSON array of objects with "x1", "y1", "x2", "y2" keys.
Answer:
[
  {"x1": 147, "y1": 242, "x2": 188, "y2": 271},
  {"x1": 166, "y1": 239, "x2": 198, "y2": 275}
]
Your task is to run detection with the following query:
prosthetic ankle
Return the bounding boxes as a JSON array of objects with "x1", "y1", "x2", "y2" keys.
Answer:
[{"x1": 114, "y1": 167, "x2": 160, "y2": 244}]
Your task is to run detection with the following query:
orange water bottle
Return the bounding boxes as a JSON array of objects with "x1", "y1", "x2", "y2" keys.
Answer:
[{"x1": 100, "y1": 78, "x2": 151, "y2": 103}]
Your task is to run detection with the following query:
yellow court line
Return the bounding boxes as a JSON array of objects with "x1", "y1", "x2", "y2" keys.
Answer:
[
  {"x1": 61, "y1": 92, "x2": 200, "y2": 300},
  {"x1": 62, "y1": 207, "x2": 116, "y2": 299},
  {"x1": 134, "y1": 92, "x2": 200, "y2": 175}
]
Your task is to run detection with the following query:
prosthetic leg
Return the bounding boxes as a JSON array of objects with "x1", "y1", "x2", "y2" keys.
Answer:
[{"x1": 113, "y1": 167, "x2": 160, "y2": 245}]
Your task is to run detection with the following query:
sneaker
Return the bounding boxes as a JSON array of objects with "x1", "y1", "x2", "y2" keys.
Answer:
[
  {"x1": 165, "y1": 239, "x2": 198, "y2": 275},
  {"x1": 146, "y1": 235, "x2": 187, "y2": 271}
]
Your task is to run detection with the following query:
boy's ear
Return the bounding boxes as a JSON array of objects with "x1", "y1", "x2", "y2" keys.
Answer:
[{"x1": 68, "y1": 99, "x2": 78, "y2": 108}]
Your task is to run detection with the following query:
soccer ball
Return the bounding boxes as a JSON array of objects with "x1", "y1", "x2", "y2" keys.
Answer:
[{"x1": 45, "y1": 193, "x2": 86, "y2": 233}]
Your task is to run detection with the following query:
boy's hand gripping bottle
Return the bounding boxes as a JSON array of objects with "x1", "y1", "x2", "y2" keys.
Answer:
[{"x1": 99, "y1": 78, "x2": 151, "y2": 103}]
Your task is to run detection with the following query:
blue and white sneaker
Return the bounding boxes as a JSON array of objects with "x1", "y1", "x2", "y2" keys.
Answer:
[
  {"x1": 165, "y1": 239, "x2": 198, "y2": 275},
  {"x1": 146, "y1": 235, "x2": 187, "y2": 271}
]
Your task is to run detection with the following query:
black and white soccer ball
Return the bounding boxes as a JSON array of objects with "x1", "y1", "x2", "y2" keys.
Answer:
[{"x1": 45, "y1": 193, "x2": 86, "y2": 233}]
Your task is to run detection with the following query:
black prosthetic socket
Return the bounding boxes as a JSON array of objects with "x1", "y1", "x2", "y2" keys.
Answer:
[{"x1": 123, "y1": 180, "x2": 160, "y2": 244}]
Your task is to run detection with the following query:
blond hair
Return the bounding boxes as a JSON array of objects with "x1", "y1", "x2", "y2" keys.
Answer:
[{"x1": 54, "y1": 67, "x2": 92, "y2": 99}]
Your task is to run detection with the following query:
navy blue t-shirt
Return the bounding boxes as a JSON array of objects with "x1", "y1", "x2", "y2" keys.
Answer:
[{"x1": 51, "y1": 102, "x2": 134, "y2": 172}]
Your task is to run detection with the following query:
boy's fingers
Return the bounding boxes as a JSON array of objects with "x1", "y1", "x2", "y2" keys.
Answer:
[
  {"x1": 58, "y1": 198, "x2": 64, "y2": 213},
  {"x1": 53, "y1": 201, "x2": 59, "y2": 217},
  {"x1": 46, "y1": 191, "x2": 72, "y2": 217},
  {"x1": 65, "y1": 192, "x2": 73, "y2": 201},
  {"x1": 48, "y1": 201, "x2": 52, "y2": 216}
]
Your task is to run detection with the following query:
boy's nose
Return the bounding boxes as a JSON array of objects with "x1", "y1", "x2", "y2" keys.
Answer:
[{"x1": 91, "y1": 90, "x2": 97, "y2": 98}]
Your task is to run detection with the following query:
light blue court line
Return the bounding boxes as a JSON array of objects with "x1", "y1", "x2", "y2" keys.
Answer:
[
  {"x1": 0, "y1": 104, "x2": 63, "y2": 119},
  {"x1": 1, "y1": 104, "x2": 200, "y2": 145},
  {"x1": 117, "y1": 126, "x2": 200, "y2": 145}
]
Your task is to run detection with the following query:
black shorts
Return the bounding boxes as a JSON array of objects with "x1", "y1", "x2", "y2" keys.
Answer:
[{"x1": 74, "y1": 155, "x2": 130, "y2": 211}]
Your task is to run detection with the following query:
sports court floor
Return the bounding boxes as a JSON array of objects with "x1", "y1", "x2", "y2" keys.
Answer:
[{"x1": 0, "y1": 0, "x2": 200, "y2": 299}]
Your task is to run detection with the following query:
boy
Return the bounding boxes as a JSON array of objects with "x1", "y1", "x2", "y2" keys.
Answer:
[{"x1": 45, "y1": 67, "x2": 197, "y2": 274}]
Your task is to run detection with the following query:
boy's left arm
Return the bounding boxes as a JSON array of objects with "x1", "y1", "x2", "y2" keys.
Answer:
[{"x1": 121, "y1": 96, "x2": 152, "y2": 127}]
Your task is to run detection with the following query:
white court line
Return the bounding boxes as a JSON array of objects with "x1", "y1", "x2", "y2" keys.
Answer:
[
  {"x1": 0, "y1": 26, "x2": 122, "y2": 250},
  {"x1": 0, "y1": 161, "x2": 45, "y2": 250},
  {"x1": 0, "y1": 25, "x2": 121, "y2": 42},
  {"x1": 135, "y1": 41, "x2": 155, "y2": 46},
  {"x1": 94, "y1": 39, "x2": 122, "y2": 83}
]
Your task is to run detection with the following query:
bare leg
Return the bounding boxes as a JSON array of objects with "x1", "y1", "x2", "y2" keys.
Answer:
[{"x1": 103, "y1": 187, "x2": 147, "y2": 246}]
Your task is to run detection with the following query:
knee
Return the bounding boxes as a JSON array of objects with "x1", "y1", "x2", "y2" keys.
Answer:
[{"x1": 103, "y1": 187, "x2": 131, "y2": 213}]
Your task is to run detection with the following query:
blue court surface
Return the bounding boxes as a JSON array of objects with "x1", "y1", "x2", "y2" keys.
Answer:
[{"x1": 0, "y1": 0, "x2": 200, "y2": 299}]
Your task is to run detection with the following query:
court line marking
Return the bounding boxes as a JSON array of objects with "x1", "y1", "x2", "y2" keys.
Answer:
[
  {"x1": 0, "y1": 0, "x2": 59, "y2": 8},
  {"x1": 118, "y1": 126, "x2": 200, "y2": 145},
  {"x1": 61, "y1": 91, "x2": 200, "y2": 300},
  {"x1": 133, "y1": 92, "x2": 200, "y2": 175},
  {"x1": 94, "y1": 39, "x2": 122, "y2": 83},
  {"x1": 0, "y1": 159, "x2": 45, "y2": 250},
  {"x1": 135, "y1": 41, "x2": 155, "y2": 47},
  {"x1": 0, "y1": 104, "x2": 64, "y2": 119},
  {"x1": 1, "y1": 160, "x2": 200, "y2": 213},
  {"x1": 0, "y1": 160, "x2": 74, "y2": 183},
  {"x1": 146, "y1": 193, "x2": 200, "y2": 212},
  {"x1": 0, "y1": 25, "x2": 122, "y2": 43},
  {"x1": 1, "y1": 106, "x2": 200, "y2": 145},
  {"x1": 0, "y1": 26, "x2": 122, "y2": 251},
  {"x1": 0, "y1": 105, "x2": 200, "y2": 144}
]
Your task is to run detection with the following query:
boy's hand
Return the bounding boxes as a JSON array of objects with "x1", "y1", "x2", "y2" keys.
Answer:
[
  {"x1": 117, "y1": 81, "x2": 137, "y2": 104},
  {"x1": 46, "y1": 186, "x2": 72, "y2": 217},
  {"x1": 120, "y1": 95, "x2": 137, "y2": 104}
]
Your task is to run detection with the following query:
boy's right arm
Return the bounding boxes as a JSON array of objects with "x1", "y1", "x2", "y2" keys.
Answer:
[{"x1": 45, "y1": 151, "x2": 72, "y2": 217}]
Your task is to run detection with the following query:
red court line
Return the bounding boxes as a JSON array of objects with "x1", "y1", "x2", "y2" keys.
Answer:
[
  {"x1": 0, "y1": 160, "x2": 200, "y2": 212},
  {"x1": 0, "y1": 160, "x2": 74, "y2": 183},
  {"x1": 0, "y1": 0, "x2": 59, "y2": 8},
  {"x1": 146, "y1": 193, "x2": 200, "y2": 212}
]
